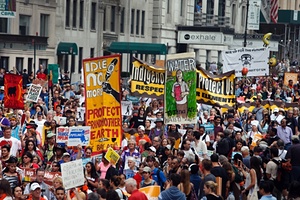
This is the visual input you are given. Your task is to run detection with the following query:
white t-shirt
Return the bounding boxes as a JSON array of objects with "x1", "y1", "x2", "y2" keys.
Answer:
[
  {"x1": 192, "y1": 140, "x2": 208, "y2": 157},
  {"x1": 0, "y1": 137, "x2": 21, "y2": 156}
]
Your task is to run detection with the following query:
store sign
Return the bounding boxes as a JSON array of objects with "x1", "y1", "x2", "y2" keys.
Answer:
[
  {"x1": 178, "y1": 31, "x2": 224, "y2": 45},
  {"x1": 0, "y1": 0, "x2": 16, "y2": 18}
]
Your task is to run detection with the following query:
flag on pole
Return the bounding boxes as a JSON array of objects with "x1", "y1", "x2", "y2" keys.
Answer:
[{"x1": 271, "y1": 0, "x2": 278, "y2": 23}]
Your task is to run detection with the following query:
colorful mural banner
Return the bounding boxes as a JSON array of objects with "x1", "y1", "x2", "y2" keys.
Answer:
[
  {"x1": 48, "y1": 64, "x2": 60, "y2": 84},
  {"x1": 237, "y1": 100, "x2": 298, "y2": 113},
  {"x1": 283, "y1": 72, "x2": 298, "y2": 86},
  {"x1": 196, "y1": 68, "x2": 235, "y2": 108},
  {"x1": 164, "y1": 52, "x2": 197, "y2": 125},
  {"x1": 4, "y1": 74, "x2": 24, "y2": 109},
  {"x1": 131, "y1": 58, "x2": 165, "y2": 97},
  {"x1": 83, "y1": 55, "x2": 122, "y2": 154}
]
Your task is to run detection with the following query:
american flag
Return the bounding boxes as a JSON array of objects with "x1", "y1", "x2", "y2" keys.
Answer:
[{"x1": 270, "y1": 0, "x2": 278, "y2": 23}]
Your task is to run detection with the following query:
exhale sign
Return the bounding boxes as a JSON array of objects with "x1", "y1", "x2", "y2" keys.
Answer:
[{"x1": 178, "y1": 31, "x2": 224, "y2": 45}]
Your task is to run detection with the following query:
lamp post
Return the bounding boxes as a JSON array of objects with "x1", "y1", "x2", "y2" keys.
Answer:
[
  {"x1": 32, "y1": 38, "x2": 36, "y2": 76},
  {"x1": 243, "y1": 0, "x2": 250, "y2": 47}
]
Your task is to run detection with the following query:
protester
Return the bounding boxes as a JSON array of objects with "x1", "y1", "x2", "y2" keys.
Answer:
[{"x1": 125, "y1": 178, "x2": 147, "y2": 200}]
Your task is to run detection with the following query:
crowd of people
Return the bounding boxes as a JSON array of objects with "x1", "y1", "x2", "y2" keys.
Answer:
[{"x1": 0, "y1": 63, "x2": 300, "y2": 200}]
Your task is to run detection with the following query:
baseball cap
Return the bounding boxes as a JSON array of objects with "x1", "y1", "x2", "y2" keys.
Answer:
[
  {"x1": 138, "y1": 125, "x2": 145, "y2": 131},
  {"x1": 47, "y1": 132, "x2": 56, "y2": 138},
  {"x1": 149, "y1": 146, "x2": 156, "y2": 153},
  {"x1": 30, "y1": 183, "x2": 41, "y2": 191},
  {"x1": 143, "y1": 166, "x2": 151, "y2": 173},
  {"x1": 62, "y1": 152, "x2": 70, "y2": 157},
  {"x1": 165, "y1": 144, "x2": 171, "y2": 150}
]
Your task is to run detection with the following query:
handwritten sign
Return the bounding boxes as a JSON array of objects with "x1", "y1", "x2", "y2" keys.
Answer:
[
  {"x1": 68, "y1": 126, "x2": 91, "y2": 146},
  {"x1": 26, "y1": 84, "x2": 42, "y2": 102},
  {"x1": 61, "y1": 159, "x2": 84, "y2": 190},
  {"x1": 104, "y1": 147, "x2": 120, "y2": 165}
]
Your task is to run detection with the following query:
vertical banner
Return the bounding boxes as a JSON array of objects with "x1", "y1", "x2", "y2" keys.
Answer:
[
  {"x1": 260, "y1": 0, "x2": 271, "y2": 23},
  {"x1": 0, "y1": 0, "x2": 16, "y2": 18},
  {"x1": 196, "y1": 69, "x2": 235, "y2": 108},
  {"x1": 165, "y1": 52, "x2": 197, "y2": 125},
  {"x1": 48, "y1": 64, "x2": 59, "y2": 84},
  {"x1": 248, "y1": 0, "x2": 261, "y2": 30},
  {"x1": 4, "y1": 74, "x2": 24, "y2": 109},
  {"x1": 222, "y1": 47, "x2": 270, "y2": 77},
  {"x1": 83, "y1": 55, "x2": 121, "y2": 154},
  {"x1": 26, "y1": 84, "x2": 42, "y2": 102}
]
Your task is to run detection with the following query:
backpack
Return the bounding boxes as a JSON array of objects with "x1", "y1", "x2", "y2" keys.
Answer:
[
  {"x1": 116, "y1": 188, "x2": 128, "y2": 200},
  {"x1": 271, "y1": 159, "x2": 291, "y2": 188}
]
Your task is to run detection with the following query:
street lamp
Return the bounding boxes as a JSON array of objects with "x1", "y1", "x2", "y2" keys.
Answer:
[{"x1": 243, "y1": 0, "x2": 250, "y2": 47}]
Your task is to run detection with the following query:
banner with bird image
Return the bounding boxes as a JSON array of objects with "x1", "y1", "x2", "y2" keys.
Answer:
[{"x1": 83, "y1": 55, "x2": 122, "y2": 154}]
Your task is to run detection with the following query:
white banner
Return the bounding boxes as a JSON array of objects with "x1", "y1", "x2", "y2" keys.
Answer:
[
  {"x1": 260, "y1": 0, "x2": 270, "y2": 23},
  {"x1": 248, "y1": 0, "x2": 261, "y2": 30},
  {"x1": 121, "y1": 101, "x2": 133, "y2": 116},
  {"x1": 61, "y1": 159, "x2": 84, "y2": 190},
  {"x1": 68, "y1": 126, "x2": 91, "y2": 146},
  {"x1": 222, "y1": 47, "x2": 270, "y2": 77}
]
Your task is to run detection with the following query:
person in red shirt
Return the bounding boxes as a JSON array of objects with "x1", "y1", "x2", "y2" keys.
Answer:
[
  {"x1": 125, "y1": 178, "x2": 148, "y2": 200},
  {"x1": 136, "y1": 125, "x2": 151, "y2": 147}
]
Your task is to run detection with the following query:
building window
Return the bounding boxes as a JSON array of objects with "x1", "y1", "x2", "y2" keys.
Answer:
[
  {"x1": 71, "y1": 55, "x2": 75, "y2": 73},
  {"x1": 19, "y1": 15, "x2": 30, "y2": 35},
  {"x1": 0, "y1": 18, "x2": 8, "y2": 33},
  {"x1": 40, "y1": 14, "x2": 49, "y2": 37},
  {"x1": 66, "y1": 0, "x2": 70, "y2": 27},
  {"x1": 136, "y1": 10, "x2": 140, "y2": 35},
  {"x1": 180, "y1": 0, "x2": 184, "y2": 16},
  {"x1": 232, "y1": 4, "x2": 236, "y2": 25},
  {"x1": 78, "y1": 47, "x2": 83, "y2": 73},
  {"x1": 0, "y1": 57, "x2": 9, "y2": 71},
  {"x1": 241, "y1": 6, "x2": 246, "y2": 26},
  {"x1": 28, "y1": 58, "x2": 33, "y2": 75},
  {"x1": 90, "y1": 48, "x2": 94, "y2": 58},
  {"x1": 91, "y1": 2, "x2": 96, "y2": 30},
  {"x1": 73, "y1": 0, "x2": 77, "y2": 28},
  {"x1": 39, "y1": 59, "x2": 48, "y2": 69},
  {"x1": 167, "y1": 0, "x2": 170, "y2": 14},
  {"x1": 16, "y1": 57, "x2": 24, "y2": 73},
  {"x1": 79, "y1": 0, "x2": 84, "y2": 28},
  {"x1": 120, "y1": 8, "x2": 125, "y2": 33},
  {"x1": 111, "y1": 6, "x2": 116, "y2": 32},
  {"x1": 131, "y1": 9, "x2": 135, "y2": 34},
  {"x1": 141, "y1": 11, "x2": 145, "y2": 35}
]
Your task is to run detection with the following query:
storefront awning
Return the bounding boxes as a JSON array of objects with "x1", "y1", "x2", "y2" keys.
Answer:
[
  {"x1": 107, "y1": 42, "x2": 167, "y2": 55},
  {"x1": 56, "y1": 42, "x2": 78, "y2": 55}
]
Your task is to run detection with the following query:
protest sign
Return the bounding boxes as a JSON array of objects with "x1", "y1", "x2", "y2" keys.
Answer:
[
  {"x1": 68, "y1": 126, "x2": 91, "y2": 146},
  {"x1": 196, "y1": 68, "x2": 236, "y2": 108},
  {"x1": 82, "y1": 153, "x2": 103, "y2": 167},
  {"x1": 26, "y1": 84, "x2": 42, "y2": 102},
  {"x1": 20, "y1": 168, "x2": 36, "y2": 182},
  {"x1": 77, "y1": 107, "x2": 85, "y2": 121},
  {"x1": 4, "y1": 74, "x2": 24, "y2": 109},
  {"x1": 104, "y1": 147, "x2": 120, "y2": 165},
  {"x1": 222, "y1": 47, "x2": 269, "y2": 77},
  {"x1": 284, "y1": 72, "x2": 298, "y2": 86},
  {"x1": 139, "y1": 186, "x2": 160, "y2": 199},
  {"x1": 32, "y1": 79, "x2": 48, "y2": 88},
  {"x1": 44, "y1": 172, "x2": 61, "y2": 186},
  {"x1": 126, "y1": 95, "x2": 140, "y2": 104},
  {"x1": 121, "y1": 101, "x2": 133, "y2": 116},
  {"x1": 61, "y1": 159, "x2": 84, "y2": 190},
  {"x1": 56, "y1": 127, "x2": 69, "y2": 144},
  {"x1": 165, "y1": 52, "x2": 197, "y2": 125},
  {"x1": 237, "y1": 100, "x2": 298, "y2": 113},
  {"x1": 54, "y1": 116, "x2": 67, "y2": 126},
  {"x1": 131, "y1": 58, "x2": 165, "y2": 97},
  {"x1": 83, "y1": 55, "x2": 122, "y2": 154}
]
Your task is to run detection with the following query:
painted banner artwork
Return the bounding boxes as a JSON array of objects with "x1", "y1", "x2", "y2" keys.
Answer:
[
  {"x1": 4, "y1": 74, "x2": 24, "y2": 109},
  {"x1": 83, "y1": 55, "x2": 122, "y2": 154},
  {"x1": 196, "y1": 68, "x2": 235, "y2": 108},
  {"x1": 237, "y1": 100, "x2": 298, "y2": 113},
  {"x1": 131, "y1": 58, "x2": 165, "y2": 97},
  {"x1": 165, "y1": 52, "x2": 197, "y2": 125},
  {"x1": 283, "y1": 72, "x2": 298, "y2": 86},
  {"x1": 121, "y1": 101, "x2": 133, "y2": 116},
  {"x1": 222, "y1": 47, "x2": 269, "y2": 77}
]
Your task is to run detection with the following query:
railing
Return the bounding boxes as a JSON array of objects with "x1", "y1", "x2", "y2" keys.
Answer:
[{"x1": 194, "y1": 13, "x2": 231, "y2": 27}]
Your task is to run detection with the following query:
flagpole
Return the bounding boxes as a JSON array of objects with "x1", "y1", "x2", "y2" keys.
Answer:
[{"x1": 244, "y1": 0, "x2": 250, "y2": 47}]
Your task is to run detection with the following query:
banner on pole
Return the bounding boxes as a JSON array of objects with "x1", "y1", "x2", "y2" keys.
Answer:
[
  {"x1": 248, "y1": 0, "x2": 262, "y2": 30},
  {"x1": 131, "y1": 58, "x2": 165, "y2": 97},
  {"x1": 26, "y1": 84, "x2": 42, "y2": 102},
  {"x1": 4, "y1": 74, "x2": 24, "y2": 109},
  {"x1": 121, "y1": 101, "x2": 133, "y2": 116},
  {"x1": 83, "y1": 55, "x2": 122, "y2": 154},
  {"x1": 222, "y1": 47, "x2": 270, "y2": 77},
  {"x1": 48, "y1": 64, "x2": 59, "y2": 84},
  {"x1": 165, "y1": 52, "x2": 197, "y2": 125},
  {"x1": 0, "y1": 0, "x2": 16, "y2": 18},
  {"x1": 196, "y1": 68, "x2": 235, "y2": 108}
]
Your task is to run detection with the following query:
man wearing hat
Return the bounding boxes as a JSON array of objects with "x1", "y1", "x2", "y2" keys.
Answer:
[
  {"x1": 60, "y1": 152, "x2": 71, "y2": 164},
  {"x1": 61, "y1": 83, "x2": 75, "y2": 99},
  {"x1": 43, "y1": 131, "x2": 56, "y2": 163},
  {"x1": 24, "y1": 121, "x2": 42, "y2": 147},
  {"x1": 149, "y1": 118, "x2": 166, "y2": 140},
  {"x1": 28, "y1": 182, "x2": 47, "y2": 200},
  {"x1": 136, "y1": 125, "x2": 151, "y2": 146}
]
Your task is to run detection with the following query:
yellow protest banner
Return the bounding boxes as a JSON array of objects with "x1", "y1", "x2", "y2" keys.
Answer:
[
  {"x1": 196, "y1": 68, "x2": 236, "y2": 108},
  {"x1": 104, "y1": 147, "x2": 120, "y2": 165},
  {"x1": 131, "y1": 57, "x2": 165, "y2": 97},
  {"x1": 83, "y1": 55, "x2": 122, "y2": 154},
  {"x1": 124, "y1": 186, "x2": 160, "y2": 199}
]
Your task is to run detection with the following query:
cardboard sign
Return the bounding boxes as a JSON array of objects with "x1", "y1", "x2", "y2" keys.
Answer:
[
  {"x1": 44, "y1": 172, "x2": 61, "y2": 186},
  {"x1": 104, "y1": 147, "x2": 120, "y2": 165},
  {"x1": 20, "y1": 168, "x2": 36, "y2": 182},
  {"x1": 61, "y1": 159, "x2": 84, "y2": 190},
  {"x1": 56, "y1": 127, "x2": 69, "y2": 144},
  {"x1": 26, "y1": 84, "x2": 42, "y2": 102}
]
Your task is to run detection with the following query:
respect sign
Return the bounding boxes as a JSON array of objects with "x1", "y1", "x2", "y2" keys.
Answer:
[{"x1": 83, "y1": 55, "x2": 122, "y2": 154}]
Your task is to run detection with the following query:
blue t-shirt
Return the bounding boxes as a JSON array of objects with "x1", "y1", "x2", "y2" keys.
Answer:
[{"x1": 151, "y1": 168, "x2": 167, "y2": 189}]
